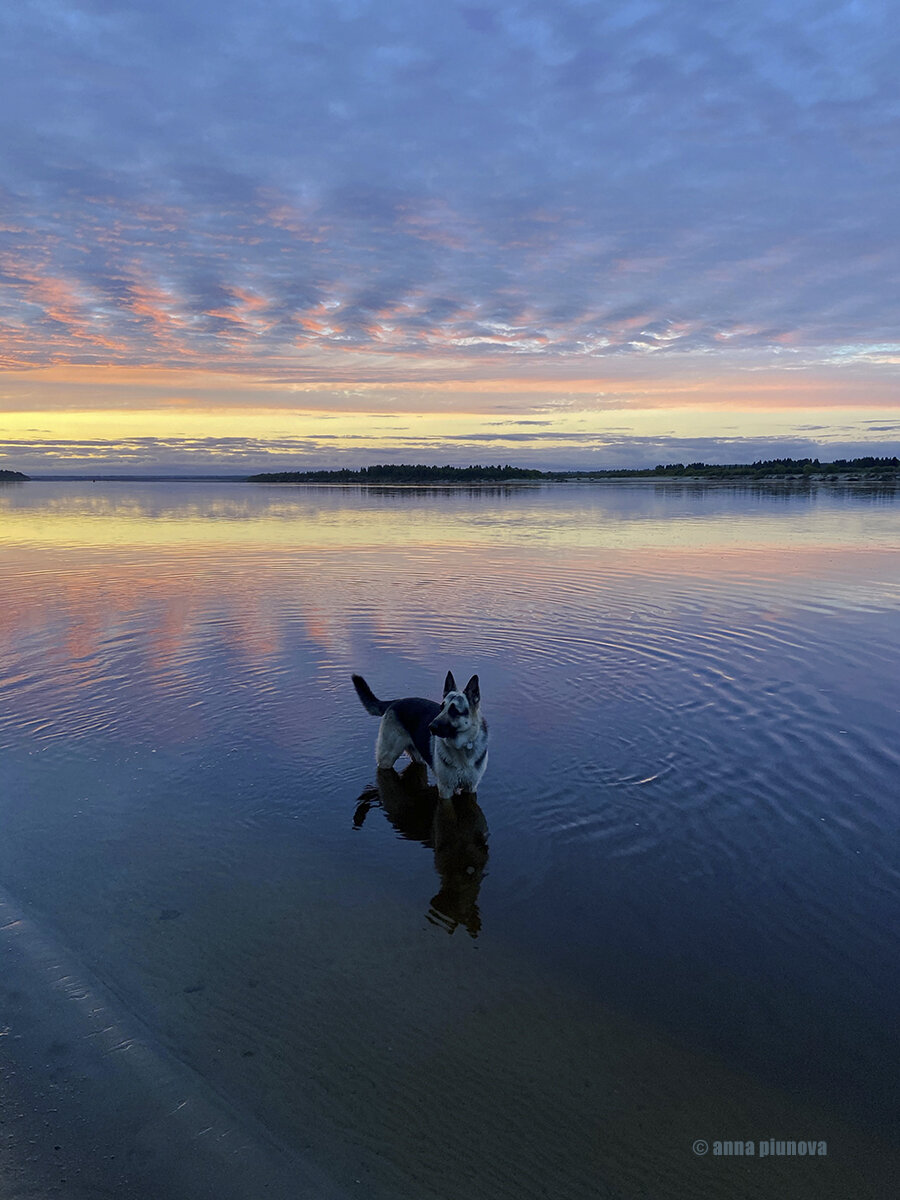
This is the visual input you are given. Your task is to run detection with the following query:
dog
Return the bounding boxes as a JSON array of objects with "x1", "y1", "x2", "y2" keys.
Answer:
[{"x1": 351, "y1": 671, "x2": 488, "y2": 799}]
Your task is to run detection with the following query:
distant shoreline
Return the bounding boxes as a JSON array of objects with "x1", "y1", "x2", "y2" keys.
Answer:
[
  {"x1": 5, "y1": 456, "x2": 899, "y2": 485},
  {"x1": 246, "y1": 473, "x2": 900, "y2": 487},
  {"x1": 247, "y1": 457, "x2": 900, "y2": 485}
]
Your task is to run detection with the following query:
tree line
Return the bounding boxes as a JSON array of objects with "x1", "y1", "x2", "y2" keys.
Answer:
[
  {"x1": 247, "y1": 457, "x2": 899, "y2": 483},
  {"x1": 247, "y1": 463, "x2": 545, "y2": 482}
]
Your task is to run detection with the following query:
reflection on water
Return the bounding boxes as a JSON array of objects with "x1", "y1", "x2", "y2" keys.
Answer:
[
  {"x1": 1, "y1": 480, "x2": 899, "y2": 1199},
  {"x1": 354, "y1": 764, "x2": 489, "y2": 937}
]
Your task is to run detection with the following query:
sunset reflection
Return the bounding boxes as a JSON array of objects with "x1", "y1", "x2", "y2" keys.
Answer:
[{"x1": 3, "y1": 482, "x2": 898, "y2": 758}]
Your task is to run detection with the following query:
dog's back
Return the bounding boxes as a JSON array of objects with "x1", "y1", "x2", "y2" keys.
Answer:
[{"x1": 352, "y1": 675, "x2": 440, "y2": 767}]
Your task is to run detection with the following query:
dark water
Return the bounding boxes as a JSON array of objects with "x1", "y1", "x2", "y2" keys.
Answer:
[{"x1": 1, "y1": 480, "x2": 898, "y2": 1199}]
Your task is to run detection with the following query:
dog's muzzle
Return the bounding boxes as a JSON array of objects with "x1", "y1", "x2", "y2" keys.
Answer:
[{"x1": 429, "y1": 719, "x2": 453, "y2": 738}]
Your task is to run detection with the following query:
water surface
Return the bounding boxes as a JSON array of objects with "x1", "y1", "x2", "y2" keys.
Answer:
[{"x1": 1, "y1": 480, "x2": 898, "y2": 1198}]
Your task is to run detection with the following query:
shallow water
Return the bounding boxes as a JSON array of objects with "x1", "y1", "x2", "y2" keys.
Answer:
[{"x1": 1, "y1": 479, "x2": 898, "y2": 1198}]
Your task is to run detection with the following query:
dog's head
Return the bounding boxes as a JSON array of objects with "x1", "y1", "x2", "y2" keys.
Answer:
[{"x1": 429, "y1": 671, "x2": 481, "y2": 742}]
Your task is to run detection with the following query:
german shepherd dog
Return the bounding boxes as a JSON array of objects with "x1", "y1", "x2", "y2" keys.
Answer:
[{"x1": 351, "y1": 671, "x2": 488, "y2": 799}]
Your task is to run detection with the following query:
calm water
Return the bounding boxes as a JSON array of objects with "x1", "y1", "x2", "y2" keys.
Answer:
[{"x1": 1, "y1": 479, "x2": 898, "y2": 1199}]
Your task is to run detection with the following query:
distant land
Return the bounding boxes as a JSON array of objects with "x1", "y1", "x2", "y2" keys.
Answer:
[
  {"x1": 247, "y1": 457, "x2": 900, "y2": 484},
  {"x1": 5, "y1": 458, "x2": 899, "y2": 484}
]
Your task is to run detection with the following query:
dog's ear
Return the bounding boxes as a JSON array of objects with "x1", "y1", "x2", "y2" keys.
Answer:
[
  {"x1": 464, "y1": 674, "x2": 480, "y2": 707},
  {"x1": 443, "y1": 671, "x2": 457, "y2": 696}
]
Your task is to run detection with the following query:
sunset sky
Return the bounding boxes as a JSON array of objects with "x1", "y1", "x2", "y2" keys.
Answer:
[{"x1": 2, "y1": 0, "x2": 898, "y2": 474}]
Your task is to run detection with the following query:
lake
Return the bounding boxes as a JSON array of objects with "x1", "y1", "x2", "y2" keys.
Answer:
[{"x1": 1, "y1": 479, "x2": 898, "y2": 1199}]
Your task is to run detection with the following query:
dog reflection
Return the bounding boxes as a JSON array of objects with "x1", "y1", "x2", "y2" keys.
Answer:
[{"x1": 354, "y1": 763, "x2": 489, "y2": 937}]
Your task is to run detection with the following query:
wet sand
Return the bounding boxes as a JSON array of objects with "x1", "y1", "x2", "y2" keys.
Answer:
[
  {"x1": 0, "y1": 889, "x2": 346, "y2": 1200},
  {"x1": 3, "y1": 881, "x2": 898, "y2": 1200}
]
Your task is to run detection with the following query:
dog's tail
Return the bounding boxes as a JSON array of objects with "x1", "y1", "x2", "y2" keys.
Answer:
[{"x1": 352, "y1": 674, "x2": 390, "y2": 716}]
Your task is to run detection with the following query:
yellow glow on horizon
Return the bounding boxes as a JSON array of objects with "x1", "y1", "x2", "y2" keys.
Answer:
[{"x1": 1, "y1": 404, "x2": 897, "y2": 451}]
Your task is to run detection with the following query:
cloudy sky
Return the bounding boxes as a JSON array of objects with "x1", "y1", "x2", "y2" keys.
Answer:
[{"x1": 2, "y1": 0, "x2": 898, "y2": 473}]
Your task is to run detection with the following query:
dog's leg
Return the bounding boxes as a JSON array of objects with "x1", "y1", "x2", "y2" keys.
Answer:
[{"x1": 375, "y1": 711, "x2": 410, "y2": 769}]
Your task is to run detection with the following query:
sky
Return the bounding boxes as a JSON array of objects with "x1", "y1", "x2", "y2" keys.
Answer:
[{"x1": 1, "y1": 0, "x2": 899, "y2": 475}]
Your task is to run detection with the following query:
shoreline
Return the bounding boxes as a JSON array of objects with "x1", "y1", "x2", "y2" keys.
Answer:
[
  {"x1": 10, "y1": 472, "x2": 900, "y2": 487},
  {"x1": 0, "y1": 886, "x2": 347, "y2": 1200},
  {"x1": 245, "y1": 473, "x2": 900, "y2": 487}
]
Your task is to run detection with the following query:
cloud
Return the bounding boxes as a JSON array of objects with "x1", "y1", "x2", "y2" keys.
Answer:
[{"x1": 1, "y1": 0, "x2": 899, "y2": 393}]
